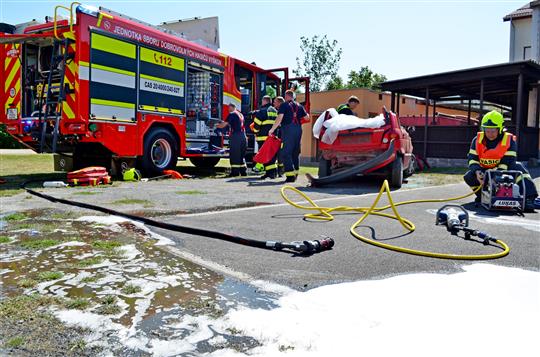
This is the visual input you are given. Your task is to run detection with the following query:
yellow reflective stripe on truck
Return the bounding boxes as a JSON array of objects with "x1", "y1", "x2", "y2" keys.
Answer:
[
  {"x1": 91, "y1": 32, "x2": 136, "y2": 58},
  {"x1": 138, "y1": 105, "x2": 183, "y2": 115},
  {"x1": 140, "y1": 47, "x2": 185, "y2": 70},
  {"x1": 91, "y1": 98, "x2": 135, "y2": 109}
]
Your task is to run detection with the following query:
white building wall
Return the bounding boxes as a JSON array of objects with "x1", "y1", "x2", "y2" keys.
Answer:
[
  {"x1": 510, "y1": 18, "x2": 533, "y2": 61},
  {"x1": 532, "y1": 6, "x2": 540, "y2": 61}
]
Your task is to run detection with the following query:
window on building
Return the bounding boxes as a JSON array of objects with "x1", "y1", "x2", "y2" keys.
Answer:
[
  {"x1": 378, "y1": 94, "x2": 383, "y2": 100},
  {"x1": 523, "y1": 46, "x2": 531, "y2": 60},
  {"x1": 402, "y1": 97, "x2": 406, "y2": 104}
]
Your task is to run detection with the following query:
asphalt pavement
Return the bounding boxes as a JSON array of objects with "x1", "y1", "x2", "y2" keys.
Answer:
[
  {"x1": 3, "y1": 172, "x2": 539, "y2": 291},
  {"x1": 153, "y1": 181, "x2": 540, "y2": 290}
]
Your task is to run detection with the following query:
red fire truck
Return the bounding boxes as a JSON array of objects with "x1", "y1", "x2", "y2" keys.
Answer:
[{"x1": 0, "y1": 3, "x2": 309, "y2": 174}]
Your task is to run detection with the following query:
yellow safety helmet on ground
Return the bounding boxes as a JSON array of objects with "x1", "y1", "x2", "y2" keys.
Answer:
[
  {"x1": 481, "y1": 110, "x2": 504, "y2": 133},
  {"x1": 123, "y1": 168, "x2": 141, "y2": 181}
]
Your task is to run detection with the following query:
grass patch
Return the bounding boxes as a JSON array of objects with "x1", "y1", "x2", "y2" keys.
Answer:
[
  {"x1": 0, "y1": 294, "x2": 63, "y2": 320},
  {"x1": 121, "y1": 283, "x2": 141, "y2": 295},
  {"x1": 77, "y1": 256, "x2": 104, "y2": 268},
  {"x1": 0, "y1": 235, "x2": 11, "y2": 243},
  {"x1": 20, "y1": 239, "x2": 60, "y2": 250},
  {"x1": 111, "y1": 198, "x2": 152, "y2": 205},
  {"x1": 0, "y1": 293, "x2": 96, "y2": 355},
  {"x1": 298, "y1": 165, "x2": 318, "y2": 176},
  {"x1": 14, "y1": 223, "x2": 32, "y2": 230},
  {"x1": 0, "y1": 154, "x2": 62, "y2": 196},
  {"x1": 50, "y1": 211, "x2": 79, "y2": 220},
  {"x1": 65, "y1": 298, "x2": 90, "y2": 310},
  {"x1": 92, "y1": 240, "x2": 122, "y2": 250},
  {"x1": 175, "y1": 190, "x2": 206, "y2": 195},
  {"x1": 36, "y1": 271, "x2": 64, "y2": 282},
  {"x1": 72, "y1": 191, "x2": 98, "y2": 196},
  {"x1": 81, "y1": 273, "x2": 104, "y2": 283},
  {"x1": 95, "y1": 295, "x2": 121, "y2": 315},
  {"x1": 4, "y1": 336, "x2": 24, "y2": 348},
  {"x1": 0, "y1": 189, "x2": 25, "y2": 197},
  {"x1": 69, "y1": 339, "x2": 87, "y2": 352},
  {"x1": 17, "y1": 278, "x2": 38, "y2": 288},
  {"x1": 4, "y1": 212, "x2": 27, "y2": 221}
]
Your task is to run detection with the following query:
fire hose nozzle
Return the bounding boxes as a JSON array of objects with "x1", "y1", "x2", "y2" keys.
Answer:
[{"x1": 268, "y1": 237, "x2": 335, "y2": 254}]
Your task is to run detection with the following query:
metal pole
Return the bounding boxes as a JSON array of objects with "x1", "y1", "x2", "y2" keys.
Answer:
[
  {"x1": 432, "y1": 100, "x2": 437, "y2": 125},
  {"x1": 424, "y1": 88, "x2": 429, "y2": 159},
  {"x1": 391, "y1": 92, "x2": 396, "y2": 112},
  {"x1": 516, "y1": 73, "x2": 524, "y2": 154},
  {"x1": 534, "y1": 86, "x2": 540, "y2": 129},
  {"x1": 479, "y1": 79, "x2": 484, "y2": 129},
  {"x1": 467, "y1": 99, "x2": 472, "y2": 125}
]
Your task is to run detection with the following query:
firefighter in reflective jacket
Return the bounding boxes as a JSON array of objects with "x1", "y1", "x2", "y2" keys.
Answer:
[
  {"x1": 336, "y1": 95, "x2": 360, "y2": 116},
  {"x1": 252, "y1": 95, "x2": 279, "y2": 179},
  {"x1": 269, "y1": 90, "x2": 309, "y2": 183},
  {"x1": 217, "y1": 103, "x2": 247, "y2": 177},
  {"x1": 464, "y1": 110, "x2": 538, "y2": 210}
]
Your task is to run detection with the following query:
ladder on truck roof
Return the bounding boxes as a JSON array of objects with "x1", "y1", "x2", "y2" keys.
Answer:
[{"x1": 37, "y1": 3, "x2": 78, "y2": 153}]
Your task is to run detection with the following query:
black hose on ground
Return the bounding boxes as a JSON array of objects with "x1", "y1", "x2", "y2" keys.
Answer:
[{"x1": 21, "y1": 180, "x2": 334, "y2": 255}]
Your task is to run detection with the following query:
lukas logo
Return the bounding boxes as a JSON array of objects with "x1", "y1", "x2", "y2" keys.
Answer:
[
  {"x1": 104, "y1": 20, "x2": 111, "y2": 30},
  {"x1": 493, "y1": 200, "x2": 520, "y2": 207}
]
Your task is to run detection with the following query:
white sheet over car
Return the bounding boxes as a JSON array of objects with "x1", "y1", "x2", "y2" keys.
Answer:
[{"x1": 313, "y1": 109, "x2": 386, "y2": 144}]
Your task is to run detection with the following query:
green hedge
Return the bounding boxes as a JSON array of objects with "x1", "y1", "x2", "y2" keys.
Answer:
[{"x1": 0, "y1": 124, "x2": 24, "y2": 149}]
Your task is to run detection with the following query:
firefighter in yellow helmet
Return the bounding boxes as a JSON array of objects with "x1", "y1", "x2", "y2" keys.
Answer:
[{"x1": 463, "y1": 110, "x2": 538, "y2": 211}]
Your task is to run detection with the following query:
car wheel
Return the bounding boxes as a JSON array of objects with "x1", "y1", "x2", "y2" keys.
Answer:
[
  {"x1": 141, "y1": 128, "x2": 178, "y2": 176},
  {"x1": 389, "y1": 157, "x2": 403, "y2": 188},
  {"x1": 318, "y1": 157, "x2": 332, "y2": 178}
]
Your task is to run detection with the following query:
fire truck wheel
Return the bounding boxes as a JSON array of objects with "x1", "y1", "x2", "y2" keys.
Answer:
[
  {"x1": 189, "y1": 157, "x2": 221, "y2": 169},
  {"x1": 141, "y1": 128, "x2": 178, "y2": 175},
  {"x1": 389, "y1": 156, "x2": 403, "y2": 189},
  {"x1": 318, "y1": 158, "x2": 331, "y2": 178}
]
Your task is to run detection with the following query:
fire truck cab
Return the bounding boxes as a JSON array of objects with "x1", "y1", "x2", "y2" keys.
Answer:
[{"x1": 0, "y1": 3, "x2": 309, "y2": 175}]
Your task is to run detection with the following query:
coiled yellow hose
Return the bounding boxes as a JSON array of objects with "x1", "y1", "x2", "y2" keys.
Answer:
[{"x1": 280, "y1": 181, "x2": 510, "y2": 260}]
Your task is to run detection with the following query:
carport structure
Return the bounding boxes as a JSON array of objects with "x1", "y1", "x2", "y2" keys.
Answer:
[{"x1": 381, "y1": 60, "x2": 540, "y2": 160}]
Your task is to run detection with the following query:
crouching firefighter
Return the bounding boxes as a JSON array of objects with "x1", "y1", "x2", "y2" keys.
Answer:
[
  {"x1": 217, "y1": 103, "x2": 247, "y2": 176},
  {"x1": 463, "y1": 110, "x2": 538, "y2": 211},
  {"x1": 252, "y1": 95, "x2": 279, "y2": 179}
]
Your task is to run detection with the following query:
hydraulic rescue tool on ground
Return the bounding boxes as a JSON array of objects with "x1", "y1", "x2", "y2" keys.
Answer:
[{"x1": 435, "y1": 205, "x2": 498, "y2": 245}]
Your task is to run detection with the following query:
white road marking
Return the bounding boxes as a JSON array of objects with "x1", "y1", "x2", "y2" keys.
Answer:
[{"x1": 180, "y1": 182, "x2": 469, "y2": 218}]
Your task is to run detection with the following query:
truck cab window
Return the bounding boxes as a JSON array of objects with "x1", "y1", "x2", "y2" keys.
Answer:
[{"x1": 234, "y1": 64, "x2": 254, "y2": 116}]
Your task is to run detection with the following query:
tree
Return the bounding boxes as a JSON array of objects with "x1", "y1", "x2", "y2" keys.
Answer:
[
  {"x1": 326, "y1": 75, "x2": 345, "y2": 91},
  {"x1": 294, "y1": 35, "x2": 342, "y2": 92},
  {"x1": 346, "y1": 66, "x2": 387, "y2": 90}
]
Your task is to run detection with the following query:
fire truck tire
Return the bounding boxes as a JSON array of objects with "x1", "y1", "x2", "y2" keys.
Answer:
[
  {"x1": 141, "y1": 128, "x2": 178, "y2": 175},
  {"x1": 189, "y1": 157, "x2": 220, "y2": 169},
  {"x1": 389, "y1": 156, "x2": 403, "y2": 189},
  {"x1": 318, "y1": 158, "x2": 332, "y2": 178}
]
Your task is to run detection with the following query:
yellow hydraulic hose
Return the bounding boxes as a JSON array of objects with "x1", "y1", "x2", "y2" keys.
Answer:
[{"x1": 281, "y1": 181, "x2": 510, "y2": 260}]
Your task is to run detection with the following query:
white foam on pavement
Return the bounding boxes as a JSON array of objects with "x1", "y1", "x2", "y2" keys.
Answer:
[
  {"x1": 214, "y1": 264, "x2": 539, "y2": 357},
  {"x1": 53, "y1": 264, "x2": 539, "y2": 357},
  {"x1": 77, "y1": 215, "x2": 174, "y2": 245}
]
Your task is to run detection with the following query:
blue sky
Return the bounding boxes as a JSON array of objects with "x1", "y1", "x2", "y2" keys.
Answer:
[{"x1": 0, "y1": 0, "x2": 524, "y2": 80}]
